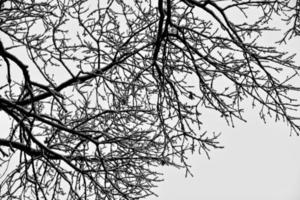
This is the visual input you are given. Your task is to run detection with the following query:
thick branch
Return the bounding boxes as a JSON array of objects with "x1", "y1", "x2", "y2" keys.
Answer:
[{"x1": 0, "y1": 138, "x2": 44, "y2": 157}]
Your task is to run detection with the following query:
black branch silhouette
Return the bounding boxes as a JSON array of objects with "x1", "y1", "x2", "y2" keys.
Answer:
[{"x1": 0, "y1": 0, "x2": 300, "y2": 199}]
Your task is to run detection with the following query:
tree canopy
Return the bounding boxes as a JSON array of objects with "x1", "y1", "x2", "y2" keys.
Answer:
[{"x1": 0, "y1": 0, "x2": 300, "y2": 199}]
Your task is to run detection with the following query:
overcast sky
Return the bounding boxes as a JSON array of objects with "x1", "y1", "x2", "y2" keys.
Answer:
[
  {"x1": 1, "y1": 2, "x2": 300, "y2": 200},
  {"x1": 145, "y1": 7, "x2": 300, "y2": 199},
  {"x1": 146, "y1": 100, "x2": 300, "y2": 200}
]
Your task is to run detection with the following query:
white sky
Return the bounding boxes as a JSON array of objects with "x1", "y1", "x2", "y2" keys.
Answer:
[
  {"x1": 1, "y1": 1, "x2": 300, "y2": 199},
  {"x1": 145, "y1": 4, "x2": 300, "y2": 199},
  {"x1": 146, "y1": 104, "x2": 300, "y2": 200}
]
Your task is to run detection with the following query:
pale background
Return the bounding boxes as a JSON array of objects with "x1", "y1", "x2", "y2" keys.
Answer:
[
  {"x1": 1, "y1": 93, "x2": 300, "y2": 199},
  {"x1": 146, "y1": 7, "x2": 300, "y2": 199},
  {"x1": 146, "y1": 100, "x2": 300, "y2": 200},
  {"x1": 1, "y1": 2, "x2": 300, "y2": 199}
]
